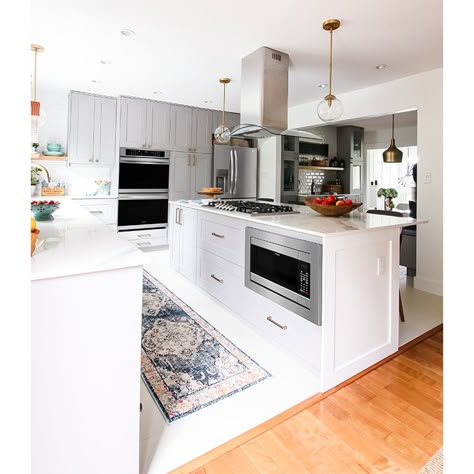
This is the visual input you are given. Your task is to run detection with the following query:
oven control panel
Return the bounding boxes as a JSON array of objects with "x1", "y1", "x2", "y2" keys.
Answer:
[{"x1": 298, "y1": 261, "x2": 311, "y2": 297}]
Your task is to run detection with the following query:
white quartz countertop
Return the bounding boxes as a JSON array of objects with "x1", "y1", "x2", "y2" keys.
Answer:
[
  {"x1": 170, "y1": 199, "x2": 424, "y2": 239},
  {"x1": 31, "y1": 197, "x2": 148, "y2": 281}
]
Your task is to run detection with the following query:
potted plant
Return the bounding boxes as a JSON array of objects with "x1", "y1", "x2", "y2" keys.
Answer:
[
  {"x1": 32, "y1": 142, "x2": 40, "y2": 153},
  {"x1": 31, "y1": 166, "x2": 42, "y2": 196},
  {"x1": 377, "y1": 187, "x2": 398, "y2": 210}
]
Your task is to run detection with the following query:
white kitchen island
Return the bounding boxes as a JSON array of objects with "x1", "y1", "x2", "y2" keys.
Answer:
[
  {"x1": 31, "y1": 198, "x2": 148, "y2": 474},
  {"x1": 169, "y1": 200, "x2": 423, "y2": 392}
]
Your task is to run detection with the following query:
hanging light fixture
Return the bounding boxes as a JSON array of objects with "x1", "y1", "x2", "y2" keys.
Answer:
[
  {"x1": 317, "y1": 19, "x2": 343, "y2": 122},
  {"x1": 383, "y1": 114, "x2": 403, "y2": 163},
  {"x1": 214, "y1": 78, "x2": 231, "y2": 144},
  {"x1": 31, "y1": 44, "x2": 46, "y2": 144}
]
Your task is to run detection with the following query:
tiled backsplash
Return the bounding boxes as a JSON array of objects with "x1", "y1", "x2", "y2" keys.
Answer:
[{"x1": 299, "y1": 169, "x2": 326, "y2": 195}]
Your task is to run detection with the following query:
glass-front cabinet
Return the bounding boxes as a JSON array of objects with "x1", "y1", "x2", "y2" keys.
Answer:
[{"x1": 281, "y1": 154, "x2": 298, "y2": 199}]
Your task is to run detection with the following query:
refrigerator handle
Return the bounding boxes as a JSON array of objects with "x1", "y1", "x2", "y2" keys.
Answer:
[
  {"x1": 229, "y1": 149, "x2": 234, "y2": 194},
  {"x1": 233, "y1": 150, "x2": 238, "y2": 193}
]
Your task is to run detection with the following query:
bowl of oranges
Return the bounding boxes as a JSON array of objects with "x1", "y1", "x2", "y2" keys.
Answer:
[{"x1": 304, "y1": 196, "x2": 363, "y2": 217}]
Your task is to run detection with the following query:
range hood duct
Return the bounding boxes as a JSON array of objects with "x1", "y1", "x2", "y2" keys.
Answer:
[{"x1": 230, "y1": 46, "x2": 322, "y2": 140}]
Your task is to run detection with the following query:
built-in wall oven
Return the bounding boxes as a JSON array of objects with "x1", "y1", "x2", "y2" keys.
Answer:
[
  {"x1": 245, "y1": 227, "x2": 323, "y2": 326},
  {"x1": 118, "y1": 147, "x2": 170, "y2": 231}
]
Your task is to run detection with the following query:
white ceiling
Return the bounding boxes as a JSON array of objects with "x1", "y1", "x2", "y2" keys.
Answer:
[{"x1": 31, "y1": 0, "x2": 442, "y2": 114}]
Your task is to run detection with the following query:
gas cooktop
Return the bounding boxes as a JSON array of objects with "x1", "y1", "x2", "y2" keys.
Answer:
[{"x1": 207, "y1": 200, "x2": 299, "y2": 215}]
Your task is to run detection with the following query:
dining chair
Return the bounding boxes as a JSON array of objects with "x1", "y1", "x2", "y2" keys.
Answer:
[{"x1": 366, "y1": 209, "x2": 405, "y2": 322}]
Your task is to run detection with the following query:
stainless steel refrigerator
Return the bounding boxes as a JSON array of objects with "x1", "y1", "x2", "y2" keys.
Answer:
[{"x1": 213, "y1": 144, "x2": 257, "y2": 199}]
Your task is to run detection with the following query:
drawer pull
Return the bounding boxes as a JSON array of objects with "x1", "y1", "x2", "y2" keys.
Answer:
[
  {"x1": 137, "y1": 233, "x2": 152, "y2": 238},
  {"x1": 211, "y1": 232, "x2": 225, "y2": 239},
  {"x1": 267, "y1": 316, "x2": 288, "y2": 330},
  {"x1": 137, "y1": 241, "x2": 151, "y2": 247},
  {"x1": 90, "y1": 210, "x2": 103, "y2": 214},
  {"x1": 211, "y1": 274, "x2": 224, "y2": 283}
]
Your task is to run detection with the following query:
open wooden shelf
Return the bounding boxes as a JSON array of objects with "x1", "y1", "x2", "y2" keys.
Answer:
[
  {"x1": 299, "y1": 165, "x2": 344, "y2": 171},
  {"x1": 31, "y1": 152, "x2": 67, "y2": 161}
]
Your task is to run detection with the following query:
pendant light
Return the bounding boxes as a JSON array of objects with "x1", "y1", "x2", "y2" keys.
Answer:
[
  {"x1": 31, "y1": 44, "x2": 46, "y2": 144},
  {"x1": 317, "y1": 19, "x2": 344, "y2": 122},
  {"x1": 214, "y1": 78, "x2": 231, "y2": 144},
  {"x1": 383, "y1": 114, "x2": 403, "y2": 163}
]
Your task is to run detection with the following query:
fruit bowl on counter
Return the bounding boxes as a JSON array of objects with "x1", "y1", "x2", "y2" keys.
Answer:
[
  {"x1": 31, "y1": 200, "x2": 60, "y2": 221},
  {"x1": 303, "y1": 197, "x2": 362, "y2": 217}
]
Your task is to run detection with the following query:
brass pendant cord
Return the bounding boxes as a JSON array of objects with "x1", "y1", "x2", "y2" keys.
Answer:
[
  {"x1": 221, "y1": 82, "x2": 226, "y2": 127},
  {"x1": 33, "y1": 47, "x2": 37, "y2": 101},
  {"x1": 328, "y1": 27, "x2": 333, "y2": 97},
  {"x1": 391, "y1": 114, "x2": 395, "y2": 139}
]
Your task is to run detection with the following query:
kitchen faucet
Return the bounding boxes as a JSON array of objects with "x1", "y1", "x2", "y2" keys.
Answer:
[{"x1": 33, "y1": 163, "x2": 50, "y2": 182}]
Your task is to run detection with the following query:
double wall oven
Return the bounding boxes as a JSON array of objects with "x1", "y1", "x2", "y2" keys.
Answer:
[{"x1": 118, "y1": 147, "x2": 170, "y2": 231}]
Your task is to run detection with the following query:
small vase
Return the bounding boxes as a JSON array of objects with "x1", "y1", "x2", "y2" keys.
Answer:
[{"x1": 384, "y1": 197, "x2": 394, "y2": 211}]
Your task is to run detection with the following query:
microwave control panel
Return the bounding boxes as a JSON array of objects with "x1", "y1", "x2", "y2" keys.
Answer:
[{"x1": 298, "y1": 261, "x2": 311, "y2": 297}]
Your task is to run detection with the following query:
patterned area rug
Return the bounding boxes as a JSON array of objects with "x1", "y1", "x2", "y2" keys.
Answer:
[
  {"x1": 419, "y1": 447, "x2": 443, "y2": 474},
  {"x1": 141, "y1": 271, "x2": 271, "y2": 423}
]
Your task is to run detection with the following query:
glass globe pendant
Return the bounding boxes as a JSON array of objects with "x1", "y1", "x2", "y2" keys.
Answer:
[
  {"x1": 214, "y1": 78, "x2": 231, "y2": 144},
  {"x1": 317, "y1": 19, "x2": 343, "y2": 122}
]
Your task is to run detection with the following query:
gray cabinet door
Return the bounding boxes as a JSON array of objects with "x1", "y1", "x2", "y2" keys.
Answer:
[
  {"x1": 93, "y1": 96, "x2": 117, "y2": 165},
  {"x1": 68, "y1": 92, "x2": 95, "y2": 164},
  {"x1": 192, "y1": 153, "x2": 212, "y2": 198},
  {"x1": 169, "y1": 151, "x2": 192, "y2": 200},
  {"x1": 170, "y1": 105, "x2": 194, "y2": 152},
  {"x1": 192, "y1": 109, "x2": 213, "y2": 154},
  {"x1": 119, "y1": 97, "x2": 147, "y2": 148},
  {"x1": 147, "y1": 101, "x2": 171, "y2": 150}
]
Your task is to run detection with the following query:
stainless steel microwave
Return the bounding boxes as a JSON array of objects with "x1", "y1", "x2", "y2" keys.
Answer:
[{"x1": 245, "y1": 227, "x2": 322, "y2": 326}]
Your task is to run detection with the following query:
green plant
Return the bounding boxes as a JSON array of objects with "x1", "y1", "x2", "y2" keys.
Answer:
[
  {"x1": 31, "y1": 166, "x2": 42, "y2": 185},
  {"x1": 32, "y1": 142, "x2": 39, "y2": 150},
  {"x1": 377, "y1": 187, "x2": 398, "y2": 199}
]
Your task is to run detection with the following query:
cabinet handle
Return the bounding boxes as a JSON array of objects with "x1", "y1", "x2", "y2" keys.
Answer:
[
  {"x1": 266, "y1": 316, "x2": 288, "y2": 330},
  {"x1": 187, "y1": 154, "x2": 191, "y2": 166},
  {"x1": 137, "y1": 233, "x2": 152, "y2": 238},
  {"x1": 193, "y1": 154, "x2": 196, "y2": 166},
  {"x1": 211, "y1": 232, "x2": 224, "y2": 239},
  {"x1": 90, "y1": 210, "x2": 103, "y2": 214},
  {"x1": 89, "y1": 158, "x2": 93, "y2": 162},
  {"x1": 211, "y1": 274, "x2": 224, "y2": 283},
  {"x1": 95, "y1": 159, "x2": 99, "y2": 162},
  {"x1": 179, "y1": 208, "x2": 183, "y2": 225},
  {"x1": 137, "y1": 241, "x2": 151, "y2": 247},
  {"x1": 142, "y1": 143, "x2": 147, "y2": 148}
]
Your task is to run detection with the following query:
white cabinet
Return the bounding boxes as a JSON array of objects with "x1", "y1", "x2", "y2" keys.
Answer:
[
  {"x1": 169, "y1": 151, "x2": 212, "y2": 200},
  {"x1": 68, "y1": 91, "x2": 117, "y2": 166},
  {"x1": 118, "y1": 228, "x2": 168, "y2": 249},
  {"x1": 119, "y1": 96, "x2": 171, "y2": 150},
  {"x1": 73, "y1": 198, "x2": 118, "y2": 225},
  {"x1": 170, "y1": 105, "x2": 214, "y2": 153},
  {"x1": 169, "y1": 204, "x2": 198, "y2": 282}
]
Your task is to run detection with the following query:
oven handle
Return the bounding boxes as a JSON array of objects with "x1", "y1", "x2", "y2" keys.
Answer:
[
  {"x1": 118, "y1": 194, "x2": 169, "y2": 200},
  {"x1": 119, "y1": 158, "x2": 170, "y2": 165}
]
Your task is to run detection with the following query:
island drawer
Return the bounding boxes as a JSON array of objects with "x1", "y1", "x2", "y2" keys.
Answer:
[
  {"x1": 118, "y1": 228, "x2": 168, "y2": 248},
  {"x1": 239, "y1": 287, "x2": 322, "y2": 371},
  {"x1": 75, "y1": 200, "x2": 118, "y2": 225},
  {"x1": 197, "y1": 249, "x2": 244, "y2": 312},
  {"x1": 198, "y1": 213, "x2": 245, "y2": 266}
]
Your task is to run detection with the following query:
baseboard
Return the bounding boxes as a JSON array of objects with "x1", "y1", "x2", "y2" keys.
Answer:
[{"x1": 414, "y1": 275, "x2": 443, "y2": 296}]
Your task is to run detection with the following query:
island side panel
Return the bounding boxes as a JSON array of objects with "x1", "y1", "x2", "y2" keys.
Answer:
[
  {"x1": 320, "y1": 227, "x2": 400, "y2": 391},
  {"x1": 31, "y1": 265, "x2": 143, "y2": 474}
]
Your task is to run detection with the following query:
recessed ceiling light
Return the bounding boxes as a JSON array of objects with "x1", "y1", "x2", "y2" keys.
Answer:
[
  {"x1": 204, "y1": 100, "x2": 213, "y2": 104},
  {"x1": 376, "y1": 64, "x2": 388, "y2": 70},
  {"x1": 91, "y1": 79, "x2": 102, "y2": 84},
  {"x1": 153, "y1": 91, "x2": 163, "y2": 95},
  {"x1": 318, "y1": 83, "x2": 328, "y2": 88},
  {"x1": 100, "y1": 60, "x2": 112, "y2": 65},
  {"x1": 120, "y1": 29, "x2": 135, "y2": 37}
]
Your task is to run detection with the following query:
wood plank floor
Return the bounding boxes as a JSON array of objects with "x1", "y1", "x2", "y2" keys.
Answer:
[{"x1": 192, "y1": 330, "x2": 443, "y2": 474}]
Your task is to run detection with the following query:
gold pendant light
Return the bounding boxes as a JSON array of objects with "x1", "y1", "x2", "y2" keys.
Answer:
[
  {"x1": 31, "y1": 44, "x2": 44, "y2": 117},
  {"x1": 317, "y1": 19, "x2": 344, "y2": 122},
  {"x1": 383, "y1": 114, "x2": 403, "y2": 163},
  {"x1": 214, "y1": 78, "x2": 231, "y2": 144}
]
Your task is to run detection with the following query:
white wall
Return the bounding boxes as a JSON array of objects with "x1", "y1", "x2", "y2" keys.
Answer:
[
  {"x1": 257, "y1": 136, "x2": 281, "y2": 202},
  {"x1": 289, "y1": 68, "x2": 443, "y2": 296},
  {"x1": 364, "y1": 124, "x2": 417, "y2": 150}
]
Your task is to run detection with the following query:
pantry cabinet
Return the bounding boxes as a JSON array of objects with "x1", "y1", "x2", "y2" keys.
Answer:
[
  {"x1": 68, "y1": 91, "x2": 117, "y2": 166},
  {"x1": 119, "y1": 96, "x2": 171, "y2": 150},
  {"x1": 169, "y1": 151, "x2": 212, "y2": 200}
]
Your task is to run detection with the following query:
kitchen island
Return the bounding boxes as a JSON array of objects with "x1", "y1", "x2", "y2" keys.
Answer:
[
  {"x1": 31, "y1": 198, "x2": 148, "y2": 474},
  {"x1": 169, "y1": 199, "x2": 422, "y2": 392}
]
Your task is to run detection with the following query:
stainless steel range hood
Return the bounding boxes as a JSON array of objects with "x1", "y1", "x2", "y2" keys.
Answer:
[{"x1": 230, "y1": 46, "x2": 322, "y2": 140}]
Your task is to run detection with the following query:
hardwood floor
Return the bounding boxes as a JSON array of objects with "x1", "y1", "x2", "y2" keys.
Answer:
[{"x1": 191, "y1": 330, "x2": 443, "y2": 474}]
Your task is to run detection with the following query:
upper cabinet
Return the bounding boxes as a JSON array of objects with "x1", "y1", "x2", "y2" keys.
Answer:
[
  {"x1": 119, "y1": 97, "x2": 171, "y2": 150},
  {"x1": 170, "y1": 105, "x2": 213, "y2": 154},
  {"x1": 68, "y1": 91, "x2": 117, "y2": 166}
]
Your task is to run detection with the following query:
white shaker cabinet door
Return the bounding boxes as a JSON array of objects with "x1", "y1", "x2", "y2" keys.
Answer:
[
  {"x1": 93, "y1": 96, "x2": 117, "y2": 165},
  {"x1": 147, "y1": 100, "x2": 171, "y2": 150},
  {"x1": 68, "y1": 92, "x2": 95, "y2": 164},
  {"x1": 192, "y1": 108, "x2": 213, "y2": 154},
  {"x1": 178, "y1": 206, "x2": 197, "y2": 282},
  {"x1": 119, "y1": 97, "x2": 147, "y2": 148},
  {"x1": 170, "y1": 105, "x2": 194, "y2": 152},
  {"x1": 192, "y1": 153, "x2": 212, "y2": 199}
]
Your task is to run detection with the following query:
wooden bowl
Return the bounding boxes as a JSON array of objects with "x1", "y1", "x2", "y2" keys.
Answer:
[
  {"x1": 303, "y1": 198, "x2": 363, "y2": 217},
  {"x1": 201, "y1": 187, "x2": 222, "y2": 193},
  {"x1": 31, "y1": 229, "x2": 40, "y2": 256}
]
